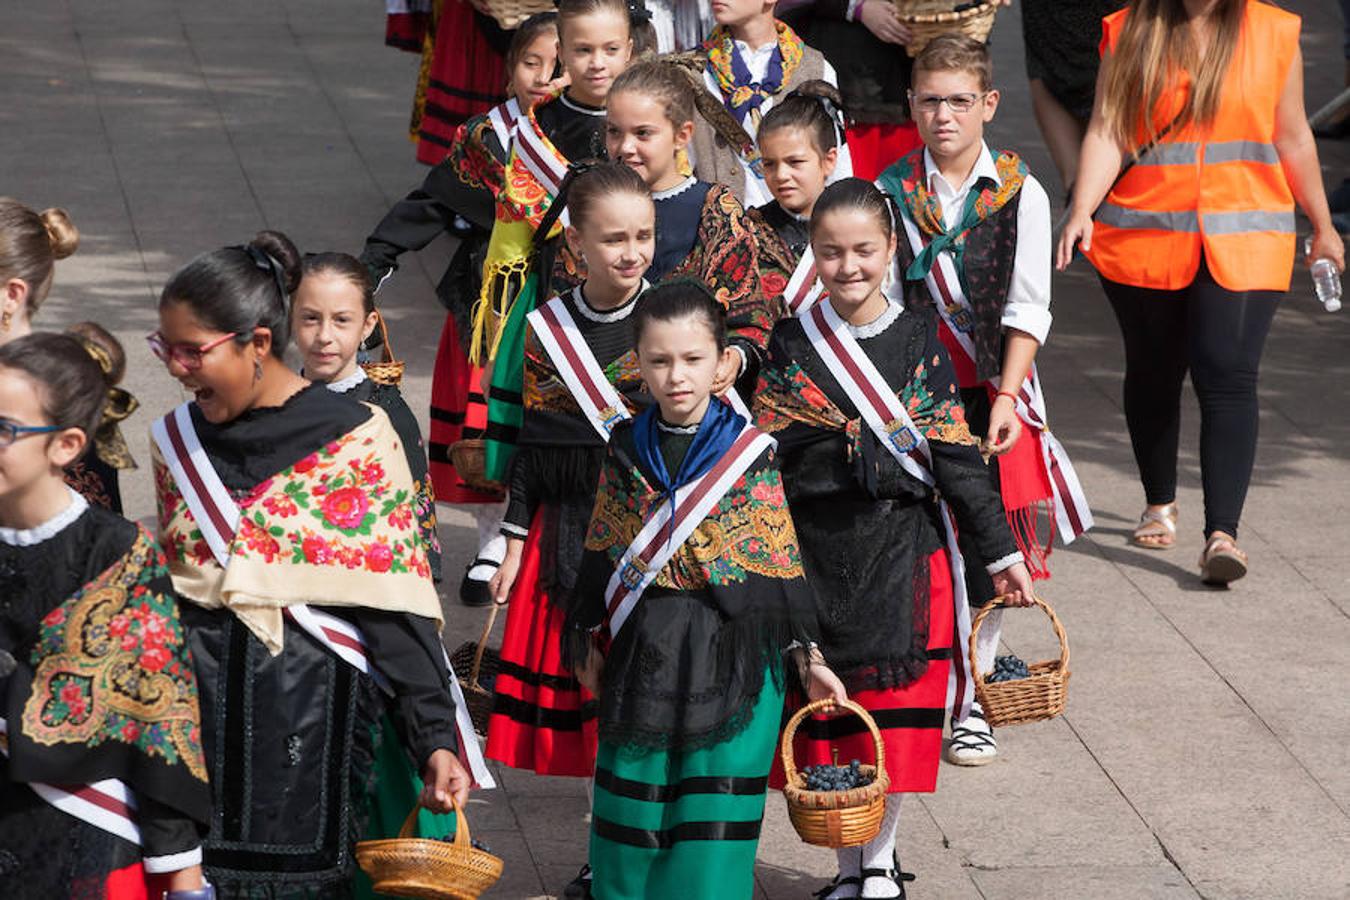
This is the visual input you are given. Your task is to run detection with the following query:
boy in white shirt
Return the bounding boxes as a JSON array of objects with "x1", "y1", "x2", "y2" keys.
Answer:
[
  {"x1": 878, "y1": 34, "x2": 1092, "y2": 767},
  {"x1": 691, "y1": 0, "x2": 851, "y2": 206}
]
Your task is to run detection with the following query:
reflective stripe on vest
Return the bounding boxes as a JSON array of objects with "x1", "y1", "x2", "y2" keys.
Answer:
[
  {"x1": 1134, "y1": 140, "x2": 1280, "y2": 167},
  {"x1": 1096, "y1": 205, "x2": 1294, "y2": 238}
]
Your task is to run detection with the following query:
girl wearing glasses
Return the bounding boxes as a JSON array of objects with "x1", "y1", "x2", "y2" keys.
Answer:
[
  {"x1": 0, "y1": 198, "x2": 79, "y2": 345},
  {"x1": 0, "y1": 332, "x2": 211, "y2": 900},
  {"x1": 147, "y1": 231, "x2": 481, "y2": 897}
]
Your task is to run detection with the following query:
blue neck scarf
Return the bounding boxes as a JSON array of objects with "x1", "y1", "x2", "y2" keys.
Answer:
[{"x1": 633, "y1": 398, "x2": 745, "y2": 523}]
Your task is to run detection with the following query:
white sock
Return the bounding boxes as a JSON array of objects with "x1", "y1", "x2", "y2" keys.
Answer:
[
  {"x1": 860, "y1": 795, "x2": 903, "y2": 898},
  {"x1": 974, "y1": 607, "x2": 1004, "y2": 676},
  {"x1": 466, "y1": 500, "x2": 508, "y2": 581},
  {"x1": 824, "y1": 847, "x2": 862, "y2": 899}
]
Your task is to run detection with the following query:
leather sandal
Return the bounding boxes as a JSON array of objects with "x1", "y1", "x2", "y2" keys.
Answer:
[
  {"x1": 1200, "y1": 531, "x2": 1248, "y2": 585},
  {"x1": 1131, "y1": 503, "x2": 1178, "y2": 550}
]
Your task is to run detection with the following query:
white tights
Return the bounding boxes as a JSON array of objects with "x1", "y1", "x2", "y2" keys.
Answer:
[{"x1": 828, "y1": 795, "x2": 904, "y2": 898}]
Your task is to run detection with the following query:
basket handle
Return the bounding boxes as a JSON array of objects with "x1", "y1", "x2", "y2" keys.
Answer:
[
  {"x1": 468, "y1": 603, "x2": 500, "y2": 688},
  {"x1": 968, "y1": 594, "x2": 1070, "y2": 681},
  {"x1": 779, "y1": 697, "x2": 886, "y2": 786},
  {"x1": 373, "y1": 310, "x2": 395, "y2": 364},
  {"x1": 397, "y1": 801, "x2": 472, "y2": 848}
]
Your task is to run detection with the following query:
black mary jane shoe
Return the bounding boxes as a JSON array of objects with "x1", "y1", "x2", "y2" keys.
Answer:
[
  {"x1": 860, "y1": 863, "x2": 916, "y2": 899},
  {"x1": 458, "y1": 558, "x2": 497, "y2": 608},
  {"x1": 813, "y1": 875, "x2": 862, "y2": 899},
  {"x1": 561, "y1": 863, "x2": 593, "y2": 900}
]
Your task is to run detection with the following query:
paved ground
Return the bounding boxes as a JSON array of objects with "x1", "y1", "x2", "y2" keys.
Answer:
[{"x1": 4, "y1": 2, "x2": 1349, "y2": 897}]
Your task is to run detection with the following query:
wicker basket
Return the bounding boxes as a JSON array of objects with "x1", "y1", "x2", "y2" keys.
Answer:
[
  {"x1": 781, "y1": 698, "x2": 891, "y2": 848},
  {"x1": 483, "y1": 0, "x2": 554, "y2": 29},
  {"x1": 356, "y1": 802, "x2": 503, "y2": 900},
  {"x1": 448, "y1": 439, "x2": 503, "y2": 493},
  {"x1": 894, "y1": 1, "x2": 999, "y2": 57},
  {"x1": 448, "y1": 604, "x2": 500, "y2": 736},
  {"x1": 970, "y1": 594, "x2": 1070, "y2": 728},
  {"x1": 362, "y1": 311, "x2": 407, "y2": 387}
]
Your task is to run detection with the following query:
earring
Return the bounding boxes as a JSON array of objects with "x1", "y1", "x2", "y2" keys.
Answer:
[
  {"x1": 0, "y1": 311, "x2": 10, "y2": 332},
  {"x1": 254, "y1": 358, "x2": 263, "y2": 382},
  {"x1": 675, "y1": 146, "x2": 692, "y2": 178}
]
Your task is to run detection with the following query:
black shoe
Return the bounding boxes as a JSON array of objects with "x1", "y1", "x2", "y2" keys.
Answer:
[
  {"x1": 812, "y1": 874, "x2": 861, "y2": 898},
  {"x1": 561, "y1": 863, "x2": 592, "y2": 899},
  {"x1": 458, "y1": 558, "x2": 497, "y2": 608}
]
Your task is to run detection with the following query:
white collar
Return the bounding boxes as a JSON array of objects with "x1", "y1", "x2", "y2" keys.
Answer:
[
  {"x1": 559, "y1": 92, "x2": 607, "y2": 117},
  {"x1": 652, "y1": 175, "x2": 699, "y2": 201},
  {"x1": 846, "y1": 299, "x2": 903, "y2": 339},
  {"x1": 0, "y1": 488, "x2": 88, "y2": 547},
  {"x1": 733, "y1": 38, "x2": 779, "y2": 57},
  {"x1": 325, "y1": 367, "x2": 369, "y2": 394},
  {"x1": 924, "y1": 143, "x2": 1000, "y2": 196},
  {"x1": 570, "y1": 280, "x2": 650, "y2": 323},
  {"x1": 656, "y1": 418, "x2": 700, "y2": 434}
]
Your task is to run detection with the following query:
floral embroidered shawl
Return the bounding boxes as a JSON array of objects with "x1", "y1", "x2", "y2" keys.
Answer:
[{"x1": 154, "y1": 406, "x2": 443, "y2": 655}]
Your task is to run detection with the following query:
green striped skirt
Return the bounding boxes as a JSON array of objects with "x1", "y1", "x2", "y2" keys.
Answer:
[{"x1": 588, "y1": 674, "x2": 784, "y2": 900}]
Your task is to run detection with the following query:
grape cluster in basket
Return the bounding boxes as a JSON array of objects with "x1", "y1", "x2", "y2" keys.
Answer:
[
  {"x1": 986, "y1": 654, "x2": 1030, "y2": 683},
  {"x1": 802, "y1": 760, "x2": 873, "y2": 791}
]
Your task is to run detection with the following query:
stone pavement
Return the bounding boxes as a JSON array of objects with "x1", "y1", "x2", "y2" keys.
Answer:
[{"x1": 3, "y1": 2, "x2": 1349, "y2": 897}]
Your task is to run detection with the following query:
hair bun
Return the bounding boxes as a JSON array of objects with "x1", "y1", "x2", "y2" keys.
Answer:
[
  {"x1": 249, "y1": 230, "x2": 302, "y2": 294},
  {"x1": 39, "y1": 208, "x2": 79, "y2": 260}
]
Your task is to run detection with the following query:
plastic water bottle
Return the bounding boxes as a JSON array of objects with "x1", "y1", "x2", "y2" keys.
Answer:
[{"x1": 1304, "y1": 236, "x2": 1342, "y2": 312}]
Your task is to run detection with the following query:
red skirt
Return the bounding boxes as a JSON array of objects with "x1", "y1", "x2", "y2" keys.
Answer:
[
  {"x1": 428, "y1": 314, "x2": 502, "y2": 504},
  {"x1": 485, "y1": 507, "x2": 598, "y2": 776},
  {"x1": 771, "y1": 547, "x2": 955, "y2": 794},
  {"x1": 846, "y1": 122, "x2": 923, "y2": 182},
  {"x1": 415, "y1": 0, "x2": 506, "y2": 165}
]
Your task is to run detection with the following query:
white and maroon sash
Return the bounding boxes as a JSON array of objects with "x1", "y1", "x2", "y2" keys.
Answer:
[
  {"x1": 0, "y1": 717, "x2": 141, "y2": 844},
  {"x1": 783, "y1": 246, "x2": 824, "y2": 316},
  {"x1": 604, "y1": 423, "x2": 774, "y2": 636},
  {"x1": 527, "y1": 292, "x2": 634, "y2": 440},
  {"x1": 487, "y1": 97, "x2": 522, "y2": 156},
  {"x1": 514, "y1": 107, "x2": 569, "y2": 227},
  {"x1": 799, "y1": 300, "x2": 975, "y2": 721},
  {"x1": 898, "y1": 212, "x2": 1094, "y2": 541},
  {"x1": 151, "y1": 404, "x2": 496, "y2": 789}
]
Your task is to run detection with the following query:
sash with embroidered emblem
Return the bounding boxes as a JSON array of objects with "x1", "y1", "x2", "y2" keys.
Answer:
[
  {"x1": 151, "y1": 401, "x2": 495, "y2": 789},
  {"x1": 526, "y1": 293, "x2": 634, "y2": 441},
  {"x1": 604, "y1": 423, "x2": 776, "y2": 636},
  {"x1": 487, "y1": 96, "x2": 522, "y2": 158},
  {"x1": 798, "y1": 300, "x2": 977, "y2": 720}
]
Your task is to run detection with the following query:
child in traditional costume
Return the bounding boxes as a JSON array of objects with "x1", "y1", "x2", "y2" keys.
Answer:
[
  {"x1": 149, "y1": 231, "x2": 487, "y2": 897},
  {"x1": 293, "y1": 253, "x2": 442, "y2": 582},
  {"x1": 564, "y1": 279, "x2": 842, "y2": 900},
  {"x1": 750, "y1": 80, "x2": 843, "y2": 316},
  {"x1": 605, "y1": 59, "x2": 775, "y2": 397},
  {"x1": 485, "y1": 164, "x2": 655, "y2": 779},
  {"x1": 409, "y1": 0, "x2": 509, "y2": 164},
  {"x1": 692, "y1": 0, "x2": 849, "y2": 208},
  {"x1": 0, "y1": 333, "x2": 211, "y2": 899},
  {"x1": 876, "y1": 36, "x2": 1092, "y2": 766},
  {"x1": 479, "y1": 0, "x2": 640, "y2": 488},
  {"x1": 363, "y1": 14, "x2": 560, "y2": 605},
  {"x1": 0, "y1": 198, "x2": 78, "y2": 346},
  {"x1": 756, "y1": 179, "x2": 1036, "y2": 899},
  {"x1": 62, "y1": 322, "x2": 140, "y2": 514}
]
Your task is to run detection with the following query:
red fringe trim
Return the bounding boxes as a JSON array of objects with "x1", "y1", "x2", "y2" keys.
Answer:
[{"x1": 1006, "y1": 501, "x2": 1054, "y2": 582}]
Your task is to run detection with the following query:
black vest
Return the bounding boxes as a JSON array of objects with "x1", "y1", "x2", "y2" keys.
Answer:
[{"x1": 896, "y1": 191, "x2": 1021, "y2": 384}]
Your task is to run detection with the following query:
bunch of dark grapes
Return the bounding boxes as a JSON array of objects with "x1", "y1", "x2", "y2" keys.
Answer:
[
  {"x1": 802, "y1": 760, "x2": 873, "y2": 791},
  {"x1": 987, "y1": 654, "x2": 1030, "y2": 683},
  {"x1": 439, "y1": 835, "x2": 494, "y2": 854}
]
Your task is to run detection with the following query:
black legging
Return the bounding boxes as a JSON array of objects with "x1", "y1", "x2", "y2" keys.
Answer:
[{"x1": 1100, "y1": 258, "x2": 1281, "y2": 539}]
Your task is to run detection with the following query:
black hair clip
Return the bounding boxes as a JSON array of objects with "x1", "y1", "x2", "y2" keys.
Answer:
[
  {"x1": 229, "y1": 243, "x2": 289, "y2": 303},
  {"x1": 626, "y1": 0, "x2": 652, "y2": 24}
]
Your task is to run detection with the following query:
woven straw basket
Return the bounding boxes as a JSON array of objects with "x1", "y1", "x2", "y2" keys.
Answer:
[
  {"x1": 448, "y1": 604, "x2": 501, "y2": 736},
  {"x1": 970, "y1": 594, "x2": 1070, "y2": 728},
  {"x1": 894, "y1": 0, "x2": 999, "y2": 57},
  {"x1": 355, "y1": 802, "x2": 503, "y2": 900},
  {"x1": 448, "y1": 439, "x2": 502, "y2": 493},
  {"x1": 362, "y1": 311, "x2": 406, "y2": 387},
  {"x1": 781, "y1": 698, "x2": 891, "y2": 848},
  {"x1": 484, "y1": 0, "x2": 554, "y2": 29}
]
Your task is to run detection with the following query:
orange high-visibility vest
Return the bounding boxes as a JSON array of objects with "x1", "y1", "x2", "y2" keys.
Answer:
[{"x1": 1088, "y1": 2, "x2": 1300, "y2": 292}]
